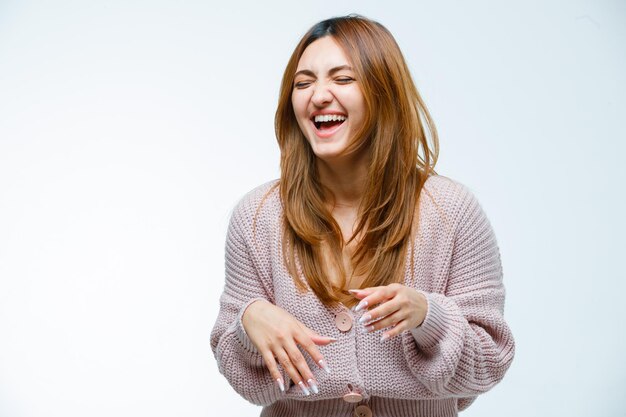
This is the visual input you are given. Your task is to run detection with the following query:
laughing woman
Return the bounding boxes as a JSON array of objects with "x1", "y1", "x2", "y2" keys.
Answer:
[{"x1": 211, "y1": 15, "x2": 515, "y2": 417}]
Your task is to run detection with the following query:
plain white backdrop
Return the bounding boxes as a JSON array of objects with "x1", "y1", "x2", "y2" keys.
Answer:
[{"x1": 1, "y1": 0, "x2": 624, "y2": 416}]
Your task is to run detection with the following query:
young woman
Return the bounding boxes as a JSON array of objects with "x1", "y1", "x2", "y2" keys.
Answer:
[{"x1": 211, "y1": 15, "x2": 515, "y2": 417}]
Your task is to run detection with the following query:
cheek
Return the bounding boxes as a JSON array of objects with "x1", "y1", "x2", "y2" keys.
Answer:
[
  {"x1": 290, "y1": 96, "x2": 308, "y2": 132},
  {"x1": 340, "y1": 88, "x2": 365, "y2": 114},
  {"x1": 291, "y1": 92, "x2": 306, "y2": 117},
  {"x1": 293, "y1": 97, "x2": 314, "y2": 134},
  {"x1": 350, "y1": 94, "x2": 366, "y2": 121}
]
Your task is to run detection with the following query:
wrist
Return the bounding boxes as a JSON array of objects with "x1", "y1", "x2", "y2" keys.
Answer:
[
  {"x1": 241, "y1": 298, "x2": 269, "y2": 329},
  {"x1": 413, "y1": 290, "x2": 428, "y2": 328}
]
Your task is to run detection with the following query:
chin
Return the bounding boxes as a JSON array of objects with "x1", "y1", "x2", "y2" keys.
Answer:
[{"x1": 310, "y1": 143, "x2": 347, "y2": 161}]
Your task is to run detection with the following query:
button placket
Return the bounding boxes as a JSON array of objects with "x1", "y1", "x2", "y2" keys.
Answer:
[{"x1": 333, "y1": 309, "x2": 370, "y2": 414}]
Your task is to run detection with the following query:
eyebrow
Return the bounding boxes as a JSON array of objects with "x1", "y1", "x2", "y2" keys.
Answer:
[{"x1": 294, "y1": 65, "x2": 354, "y2": 78}]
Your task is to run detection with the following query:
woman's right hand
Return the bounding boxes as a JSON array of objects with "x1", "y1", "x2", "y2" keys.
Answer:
[{"x1": 241, "y1": 299, "x2": 335, "y2": 395}]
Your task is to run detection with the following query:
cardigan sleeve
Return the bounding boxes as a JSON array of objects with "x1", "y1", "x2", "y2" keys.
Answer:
[
  {"x1": 401, "y1": 185, "x2": 515, "y2": 400},
  {"x1": 210, "y1": 198, "x2": 287, "y2": 406}
]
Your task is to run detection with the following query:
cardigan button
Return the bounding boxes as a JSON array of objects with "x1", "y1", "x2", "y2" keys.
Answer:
[
  {"x1": 342, "y1": 392, "x2": 363, "y2": 403},
  {"x1": 354, "y1": 405, "x2": 372, "y2": 417},
  {"x1": 335, "y1": 312, "x2": 353, "y2": 332}
]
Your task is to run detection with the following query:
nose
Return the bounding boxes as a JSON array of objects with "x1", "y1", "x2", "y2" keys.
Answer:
[{"x1": 311, "y1": 82, "x2": 333, "y2": 107}]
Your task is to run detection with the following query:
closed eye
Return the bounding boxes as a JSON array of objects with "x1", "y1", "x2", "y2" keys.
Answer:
[{"x1": 294, "y1": 81, "x2": 313, "y2": 89}]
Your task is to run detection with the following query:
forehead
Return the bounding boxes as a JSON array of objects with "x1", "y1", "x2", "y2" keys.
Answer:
[{"x1": 296, "y1": 36, "x2": 352, "y2": 72}]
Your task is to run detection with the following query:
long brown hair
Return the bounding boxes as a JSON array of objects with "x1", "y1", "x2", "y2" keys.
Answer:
[{"x1": 274, "y1": 15, "x2": 439, "y2": 307}]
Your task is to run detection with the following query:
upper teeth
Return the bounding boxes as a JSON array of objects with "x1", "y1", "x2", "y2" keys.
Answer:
[{"x1": 314, "y1": 114, "x2": 347, "y2": 123}]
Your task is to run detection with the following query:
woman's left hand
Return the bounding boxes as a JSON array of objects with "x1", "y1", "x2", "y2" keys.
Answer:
[{"x1": 349, "y1": 283, "x2": 428, "y2": 341}]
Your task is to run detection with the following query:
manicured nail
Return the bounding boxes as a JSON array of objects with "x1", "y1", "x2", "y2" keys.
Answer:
[
  {"x1": 348, "y1": 289, "x2": 362, "y2": 294},
  {"x1": 358, "y1": 314, "x2": 371, "y2": 324},
  {"x1": 276, "y1": 378, "x2": 285, "y2": 392},
  {"x1": 323, "y1": 336, "x2": 338, "y2": 342},
  {"x1": 298, "y1": 381, "x2": 310, "y2": 396},
  {"x1": 318, "y1": 359, "x2": 331, "y2": 374},
  {"x1": 359, "y1": 324, "x2": 374, "y2": 334},
  {"x1": 381, "y1": 333, "x2": 389, "y2": 342},
  {"x1": 354, "y1": 300, "x2": 368, "y2": 313},
  {"x1": 307, "y1": 378, "x2": 319, "y2": 394}
]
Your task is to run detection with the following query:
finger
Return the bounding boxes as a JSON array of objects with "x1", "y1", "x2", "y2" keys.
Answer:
[
  {"x1": 293, "y1": 332, "x2": 323, "y2": 394},
  {"x1": 284, "y1": 341, "x2": 317, "y2": 395},
  {"x1": 348, "y1": 286, "x2": 384, "y2": 300},
  {"x1": 275, "y1": 348, "x2": 310, "y2": 396},
  {"x1": 348, "y1": 288, "x2": 372, "y2": 299},
  {"x1": 380, "y1": 318, "x2": 411, "y2": 341},
  {"x1": 358, "y1": 296, "x2": 402, "y2": 325},
  {"x1": 309, "y1": 335, "x2": 338, "y2": 346},
  {"x1": 295, "y1": 330, "x2": 330, "y2": 377},
  {"x1": 260, "y1": 349, "x2": 286, "y2": 393},
  {"x1": 351, "y1": 285, "x2": 397, "y2": 312},
  {"x1": 362, "y1": 309, "x2": 404, "y2": 332},
  {"x1": 303, "y1": 327, "x2": 337, "y2": 346}
]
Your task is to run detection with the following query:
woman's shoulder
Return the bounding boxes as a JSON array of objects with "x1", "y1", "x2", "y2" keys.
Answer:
[
  {"x1": 229, "y1": 179, "x2": 282, "y2": 230},
  {"x1": 420, "y1": 174, "x2": 489, "y2": 229},
  {"x1": 422, "y1": 174, "x2": 475, "y2": 205},
  {"x1": 235, "y1": 179, "x2": 280, "y2": 207}
]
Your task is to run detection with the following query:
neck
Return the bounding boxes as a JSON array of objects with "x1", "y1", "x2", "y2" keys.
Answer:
[{"x1": 316, "y1": 150, "x2": 369, "y2": 209}]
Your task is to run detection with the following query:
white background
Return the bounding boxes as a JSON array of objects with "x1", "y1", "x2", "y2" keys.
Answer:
[{"x1": 1, "y1": 0, "x2": 624, "y2": 416}]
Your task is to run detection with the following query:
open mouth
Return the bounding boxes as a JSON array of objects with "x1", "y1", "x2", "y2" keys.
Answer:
[{"x1": 312, "y1": 114, "x2": 347, "y2": 132}]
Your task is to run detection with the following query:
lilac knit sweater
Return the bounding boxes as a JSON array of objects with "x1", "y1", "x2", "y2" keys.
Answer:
[{"x1": 210, "y1": 175, "x2": 515, "y2": 417}]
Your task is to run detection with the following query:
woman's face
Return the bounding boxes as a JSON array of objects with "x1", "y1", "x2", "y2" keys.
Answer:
[{"x1": 291, "y1": 36, "x2": 366, "y2": 163}]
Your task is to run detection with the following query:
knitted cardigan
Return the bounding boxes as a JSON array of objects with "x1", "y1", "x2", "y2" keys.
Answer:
[{"x1": 210, "y1": 175, "x2": 515, "y2": 417}]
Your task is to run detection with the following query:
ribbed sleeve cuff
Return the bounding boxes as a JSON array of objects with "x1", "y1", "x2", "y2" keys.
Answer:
[
  {"x1": 234, "y1": 297, "x2": 266, "y2": 354},
  {"x1": 410, "y1": 293, "x2": 451, "y2": 349}
]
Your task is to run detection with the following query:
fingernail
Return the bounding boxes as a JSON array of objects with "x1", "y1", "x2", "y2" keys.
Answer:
[
  {"x1": 381, "y1": 333, "x2": 389, "y2": 342},
  {"x1": 354, "y1": 300, "x2": 368, "y2": 313},
  {"x1": 324, "y1": 336, "x2": 338, "y2": 342},
  {"x1": 348, "y1": 289, "x2": 362, "y2": 294},
  {"x1": 298, "y1": 381, "x2": 311, "y2": 396},
  {"x1": 358, "y1": 314, "x2": 371, "y2": 324},
  {"x1": 276, "y1": 378, "x2": 285, "y2": 393},
  {"x1": 318, "y1": 359, "x2": 331, "y2": 374},
  {"x1": 307, "y1": 378, "x2": 319, "y2": 394},
  {"x1": 359, "y1": 325, "x2": 374, "y2": 334}
]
